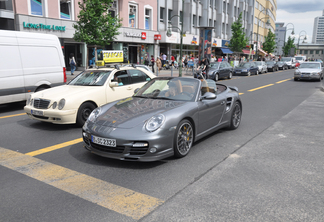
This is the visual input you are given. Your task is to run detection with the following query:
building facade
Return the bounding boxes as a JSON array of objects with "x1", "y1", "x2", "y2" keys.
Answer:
[
  {"x1": 298, "y1": 44, "x2": 324, "y2": 61},
  {"x1": 274, "y1": 22, "x2": 285, "y2": 56},
  {"x1": 157, "y1": 0, "x2": 255, "y2": 60},
  {"x1": 252, "y1": 0, "x2": 276, "y2": 56},
  {"x1": 312, "y1": 10, "x2": 324, "y2": 44}
]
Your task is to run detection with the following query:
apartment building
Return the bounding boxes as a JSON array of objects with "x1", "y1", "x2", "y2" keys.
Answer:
[
  {"x1": 252, "y1": 0, "x2": 276, "y2": 56},
  {"x1": 158, "y1": 0, "x2": 255, "y2": 60},
  {"x1": 312, "y1": 10, "x2": 324, "y2": 44},
  {"x1": 1, "y1": 0, "x2": 159, "y2": 69}
]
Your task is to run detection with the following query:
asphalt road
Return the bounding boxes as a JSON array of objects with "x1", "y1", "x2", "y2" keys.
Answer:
[{"x1": 0, "y1": 68, "x2": 323, "y2": 221}]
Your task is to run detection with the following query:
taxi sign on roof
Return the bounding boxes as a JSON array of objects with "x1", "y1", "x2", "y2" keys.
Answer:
[{"x1": 102, "y1": 50, "x2": 123, "y2": 63}]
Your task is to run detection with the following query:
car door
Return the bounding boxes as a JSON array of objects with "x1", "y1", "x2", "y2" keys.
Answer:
[
  {"x1": 128, "y1": 69, "x2": 152, "y2": 90},
  {"x1": 197, "y1": 80, "x2": 226, "y2": 134},
  {"x1": 250, "y1": 62, "x2": 258, "y2": 74},
  {"x1": 219, "y1": 62, "x2": 227, "y2": 78},
  {"x1": 106, "y1": 70, "x2": 133, "y2": 102}
]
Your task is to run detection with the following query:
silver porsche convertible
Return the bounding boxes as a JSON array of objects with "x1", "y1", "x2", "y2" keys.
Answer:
[{"x1": 82, "y1": 77, "x2": 242, "y2": 162}]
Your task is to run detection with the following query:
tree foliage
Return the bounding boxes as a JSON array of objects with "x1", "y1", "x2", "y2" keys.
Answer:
[
  {"x1": 229, "y1": 12, "x2": 249, "y2": 53},
  {"x1": 283, "y1": 36, "x2": 296, "y2": 56},
  {"x1": 262, "y1": 29, "x2": 276, "y2": 54},
  {"x1": 73, "y1": 0, "x2": 122, "y2": 46}
]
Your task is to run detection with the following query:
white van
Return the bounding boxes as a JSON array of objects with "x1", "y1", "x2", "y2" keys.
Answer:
[
  {"x1": 294, "y1": 55, "x2": 306, "y2": 63},
  {"x1": 281, "y1": 57, "x2": 296, "y2": 69},
  {"x1": 0, "y1": 30, "x2": 66, "y2": 105}
]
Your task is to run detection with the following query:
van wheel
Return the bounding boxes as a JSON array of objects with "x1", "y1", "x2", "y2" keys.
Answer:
[
  {"x1": 76, "y1": 102, "x2": 96, "y2": 127},
  {"x1": 35, "y1": 86, "x2": 47, "y2": 92}
]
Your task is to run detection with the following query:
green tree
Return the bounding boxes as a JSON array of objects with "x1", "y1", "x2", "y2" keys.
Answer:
[
  {"x1": 283, "y1": 36, "x2": 296, "y2": 56},
  {"x1": 262, "y1": 29, "x2": 276, "y2": 54},
  {"x1": 229, "y1": 12, "x2": 248, "y2": 53},
  {"x1": 73, "y1": 0, "x2": 122, "y2": 65}
]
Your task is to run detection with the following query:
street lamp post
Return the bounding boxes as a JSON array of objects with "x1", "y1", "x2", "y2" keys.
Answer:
[
  {"x1": 256, "y1": 9, "x2": 270, "y2": 59},
  {"x1": 166, "y1": 0, "x2": 184, "y2": 77},
  {"x1": 297, "y1": 30, "x2": 307, "y2": 54}
]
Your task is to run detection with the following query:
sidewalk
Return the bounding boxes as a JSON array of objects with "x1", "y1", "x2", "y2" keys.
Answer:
[{"x1": 143, "y1": 89, "x2": 324, "y2": 221}]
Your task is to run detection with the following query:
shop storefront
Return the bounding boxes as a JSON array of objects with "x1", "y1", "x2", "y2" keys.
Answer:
[{"x1": 16, "y1": 14, "x2": 87, "y2": 71}]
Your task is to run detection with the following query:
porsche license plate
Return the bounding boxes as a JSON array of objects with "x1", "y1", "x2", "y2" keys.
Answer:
[
  {"x1": 91, "y1": 135, "x2": 116, "y2": 147},
  {"x1": 31, "y1": 109, "x2": 43, "y2": 116}
]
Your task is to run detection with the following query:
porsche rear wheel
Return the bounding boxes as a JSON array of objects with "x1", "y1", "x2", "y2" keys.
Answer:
[
  {"x1": 174, "y1": 120, "x2": 194, "y2": 158},
  {"x1": 228, "y1": 102, "x2": 242, "y2": 130}
]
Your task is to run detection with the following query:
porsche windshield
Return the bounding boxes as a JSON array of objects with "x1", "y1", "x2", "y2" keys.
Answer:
[
  {"x1": 68, "y1": 71, "x2": 111, "y2": 86},
  {"x1": 134, "y1": 78, "x2": 200, "y2": 102}
]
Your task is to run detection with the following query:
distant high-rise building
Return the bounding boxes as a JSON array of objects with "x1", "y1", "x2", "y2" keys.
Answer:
[
  {"x1": 274, "y1": 22, "x2": 286, "y2": 56},
  {"x1": 312, "y1": 10, "x2": 324, "y2": 44}
]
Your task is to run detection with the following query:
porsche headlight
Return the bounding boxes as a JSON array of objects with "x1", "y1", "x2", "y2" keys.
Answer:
[
  {"x1": 87, "y1": 107, "x2": 101, "y2": 123},
  {"x1": 145, "y1": 114, "x2": 165, "y2": 132},
  {"x1": 58, "y1": 99, "x2": 65, "y2": 110}
]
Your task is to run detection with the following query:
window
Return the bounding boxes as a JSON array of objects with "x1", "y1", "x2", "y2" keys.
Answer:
[
  {"x1": 30, "y1": 0, "x2": 43, "y2": 16},
  {"x1": 109, "y1": 0, "x2": 118, "y2": 18},
  {"x1": 310, "y1": 50, "x2": 314, "y2": 54},
  {"x1": 129, "y1": 4, "x2": 137, "y2": 28},
  {"x1": 60, "y1": 0, "x2": 71, "y2": 20},
  {"x1": 316, "y1": 50, "x2": 320, "y2": 54},
  {"x1": 193, "y1": 14, "x2": 197, "y2": 27},
  {"x1": 129, "y1": 70, "x2": 151, "y2": 84},
  {"x1": 145, "y1": 8, "x2": 152, "y2": 30},
  {"x1": 168, "y1": 9, "x2": 173, "y2": 22},
  {"x1": 160, "y1": 7, "x2": 165, "y2": 22},
  {"x1": 255, "y1": 1, "x2": 259, "y2": 9},
  {"x1": 304, "y1": 50, "x2": 308, "y2": 54}
]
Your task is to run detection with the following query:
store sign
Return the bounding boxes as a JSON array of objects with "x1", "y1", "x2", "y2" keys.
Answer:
[
  {"x1": 23, "y1": 22, "x2": 66, "y2": 31},
  {"x1": 101, "y1": 50, "x2": 123, "y2": 63},
  {"x1": 124, "y1": 32, "x2": 142, "y2": 38},
  {"x1": 222, "y1": 40, "x2": 230, "y2": 47},
  {"x1": 141, "y1": 32, "x2": 146, "y2": 40},
  {"x1": 212, "y1": 39, "x2": 217, "y2": 47},
  {"x1": 154, "y1": 34, "x2": 161, "y2": 40}
]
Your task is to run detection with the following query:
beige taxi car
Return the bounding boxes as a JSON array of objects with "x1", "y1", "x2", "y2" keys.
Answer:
[{"x1": 24, "y1": 65, "x2": 156, "y2": 126}]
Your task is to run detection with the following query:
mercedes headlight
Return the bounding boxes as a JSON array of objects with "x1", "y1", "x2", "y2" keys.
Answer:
[
  {"x1": 27, "y1": 95, "x2": 32, "y2": 105},
  {"x1": 58, "y1": 99, "x2": 65, "y2": 110},
  {"x1": 87, "y1": 107, "x2": 101, "y2": 123},
  {"x1": 52, "y1": 102, "x2": 57, "y2": 109},
  {"x1": 312, "y1": 72, "x2": 320, "y2": 75},
  {"x1": 145, "y1": 114, "x2": 165, "y2": 132}
]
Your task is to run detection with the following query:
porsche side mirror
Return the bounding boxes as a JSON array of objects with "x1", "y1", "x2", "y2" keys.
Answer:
[
  {"x1": 109, "y1": 82, "x2": 119, "y2": 88},
  {"x1": 201, "y1": 92, "x2": 217, "y2": 100}
]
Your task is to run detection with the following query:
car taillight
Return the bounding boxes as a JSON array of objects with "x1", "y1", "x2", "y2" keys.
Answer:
[{"x1": 63, "y1": 67, "x2": 67, "y2": 83}]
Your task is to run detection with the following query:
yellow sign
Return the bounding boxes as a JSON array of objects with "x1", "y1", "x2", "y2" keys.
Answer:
[
  {"x1": 95, "y1": 61, "x2": 105, "y2": 67},
  {"x1": 102, "y1": 50, "x2": 123, "y2": 63}
]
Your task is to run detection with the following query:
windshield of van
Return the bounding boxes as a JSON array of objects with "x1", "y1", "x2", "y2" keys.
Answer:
[
  {"x1": 295, "y1": 57, "x2": 304, "y2": 61},
  {"x1": 281, "y1": 58, "x2": 291, "y2": 62},
  {"x1": 68, "y1": 71, "x2": 111, "y2": 86}
]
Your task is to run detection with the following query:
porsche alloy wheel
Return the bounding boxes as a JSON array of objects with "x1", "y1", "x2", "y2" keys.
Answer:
[
  {"x1": 228, "y1": 102, "x2": 242, "y2": 130},
  {"x1": 174, "y1": 120, "x2": 194, "y2": 158}
]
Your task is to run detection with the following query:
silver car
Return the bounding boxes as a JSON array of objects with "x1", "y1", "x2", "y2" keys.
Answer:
[
  {"x1": 254, "y1": 61, "x2": 268, "y2": 73},
  {"x1": 294, "y1": 62, "x2": 323, "y2": 81},
  {"x1": 82, "y1": 77, "x2": 242, "y2": 162}
]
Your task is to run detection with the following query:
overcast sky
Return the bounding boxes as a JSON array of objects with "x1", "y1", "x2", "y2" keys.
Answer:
[{"x1": 276, "y1": 0, "x2": 324, "y2": 44}]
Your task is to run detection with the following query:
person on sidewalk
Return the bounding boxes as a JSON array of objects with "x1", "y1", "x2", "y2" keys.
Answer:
[
  {"x1": 69, "y1": 53, "x2": 76, "y2": 75},
  {"x1": 156, "y1": 57, "x2": 162, "y2": 72},
  {"x1": 150, "y1": 55, "x2": 155, "y2": 73}
]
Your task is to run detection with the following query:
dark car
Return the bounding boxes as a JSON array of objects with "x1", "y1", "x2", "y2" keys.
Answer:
[
  {"x1": 277, "y1": 61, "x2": 288, "y2": 70},
  {"x1": 207, "y1": 62, "x2": 233, "y2": 81},
  {"x1": 233, "y1": 62, "x2": 259, "y2": 76},
  {"x1": 266, "y1": 61, "x2": 279, "y2": 72},
  {"x1": 82, "y1": 77, "x2": 242, "y2": 162}
]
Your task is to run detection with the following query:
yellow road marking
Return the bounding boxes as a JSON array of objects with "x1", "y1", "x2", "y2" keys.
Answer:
[
  {"x1": 25, "y1": 138, "x2": 83, "y2": 156},
  {"x1": 248, "y1": 84, "x2": 274, "y2": 92},
  {"x1": 0, "y1": 113, "x2": 26, "y2": 119},
  {"x1": 239, "y1": 93, "x2": 244, "y2": 95},
  {"x1": 276, "y1": 78, "x2": 291, "y2": 84},
  {"x1": 0, "y1": 147, "x2": 164, "y2": 220}
]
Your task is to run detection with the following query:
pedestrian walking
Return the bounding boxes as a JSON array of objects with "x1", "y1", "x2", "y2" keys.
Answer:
[
  {"x1": 69, "y1": 53, "x2": 76, "y2": 75},
  {"x1": 156, "y1": 57, "x2": 162, "y2": 75},
  {"x1": 162, "y1": 53, "x2": 167, "y2": 67},
  {"x1": 150, "y1": 55, "x2": 155, "y2": 73}
]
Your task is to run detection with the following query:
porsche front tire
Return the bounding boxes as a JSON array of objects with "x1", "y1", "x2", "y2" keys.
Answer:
[{"x1": 174, "y1": 119, "x2": 194, "y2": 158}]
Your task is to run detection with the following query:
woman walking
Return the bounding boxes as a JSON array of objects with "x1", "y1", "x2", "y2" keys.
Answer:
[{"x1": 69, "y1": 53, "x2": 76, "y2": 75}]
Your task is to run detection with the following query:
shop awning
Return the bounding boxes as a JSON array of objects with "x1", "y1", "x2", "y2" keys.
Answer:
[
  {"x1": 220, "y1": 47, "x2": 233, "y2": 54},
  {"x1": 242, "y1": 49, "x2": 255, "y2": 55}
]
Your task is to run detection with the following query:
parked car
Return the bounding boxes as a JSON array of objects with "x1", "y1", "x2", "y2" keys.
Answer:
[
  {"x1": 266, "y1": 61, "x2": 279, "y2": 72},
  {"x1": 281, "y1": 57, "x2": 296, "y2": 69},
  {"x1": 254, "y1": 61, "x2": 268, "y2": 73},
  {"x1": 277, "y1": 61, "x2": 288, "y2": 70},
  {"x1": 207, "y1": 61, "x2": 233, "y2": 81},
  {"x1": 24, "y1": 65, "x2": 156, "y2": 126},
  {"x1": 82, "y1": 77, "x2": 242, "y2": 162},
  {"x1": 294, "y1": 62, "x2": 323, "y2": 81},
  {"x1": 233, "y1": 62, "x2": 259, "y2": 76}
]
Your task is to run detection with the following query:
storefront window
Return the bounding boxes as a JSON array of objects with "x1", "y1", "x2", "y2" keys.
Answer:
[
  {"x1": 30, "y1": 0, "x2": 43, "y2": 16},
  {"x1": 60, "y1": 0, "x2": 71, "y2": 20},
  {"x1": 145, "y1": 8, "x2": 152, "y2": 30},
  {"x1": 129, "y1": 4, "x2": 137, "y2": 28}
]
